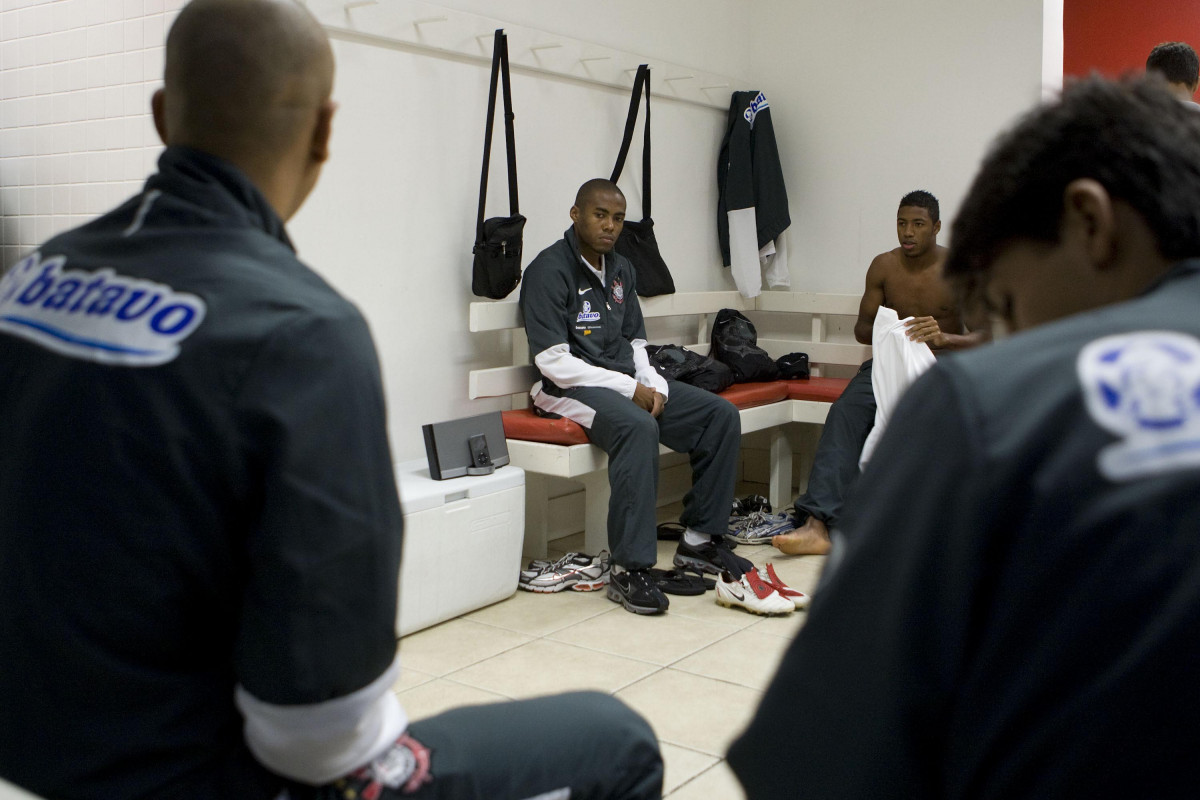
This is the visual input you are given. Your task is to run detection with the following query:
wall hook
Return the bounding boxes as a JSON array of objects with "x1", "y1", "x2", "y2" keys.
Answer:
[
  {"x1": 701, "y1": 83, "x2": 730, "y2": 91},
  {"x1": 343, "y1": 0, "x2": 377, "y2": 9},
  {"x1": 530, "y1": 43, "x2": 563, "y2": 52},
  {"x1": 665, "y1": 75, "x2": 695, "y2": 82},
  {"x1": 579, "y1": 56, "x2": 611, "y2": 63},
  {"x1": 413, "y1": 16, "x2": 447, "y2": 26}
]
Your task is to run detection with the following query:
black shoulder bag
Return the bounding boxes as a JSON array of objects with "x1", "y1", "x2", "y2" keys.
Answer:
[
  {"x1": 471, "y1": 29, "x2": 525, "y2": 300},
  {"x1": 609, "y1": 64, "x2": 676, "y2": 297}
]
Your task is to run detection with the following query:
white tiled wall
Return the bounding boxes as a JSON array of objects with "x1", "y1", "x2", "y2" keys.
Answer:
[{"x1": 0, "y1": 0, "x2": 184, "y2": 269}]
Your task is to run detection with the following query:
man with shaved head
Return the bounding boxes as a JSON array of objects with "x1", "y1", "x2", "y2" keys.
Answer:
[
  {"x1": 0, "y1": 2, "x2": 661, "y2": 798},
  {"x1": 519, "y1": 179, "x2": 747, "y2": 615}
]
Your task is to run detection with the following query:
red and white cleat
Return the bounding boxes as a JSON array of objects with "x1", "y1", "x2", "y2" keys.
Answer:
[
  {"x1": 758, "y1": 563, "x2": 811, "y2": 610},
  {"x1": 715, "y1": 570, "x2": 793, "y2": 616}
]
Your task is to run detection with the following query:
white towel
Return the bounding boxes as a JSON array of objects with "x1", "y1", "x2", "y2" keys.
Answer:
[{"x1": 859, "y1": 306, "x2": 937, "y2": 468}]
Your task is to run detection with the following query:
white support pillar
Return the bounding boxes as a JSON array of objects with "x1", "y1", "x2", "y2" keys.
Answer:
[
  {"x1": 522, "y1": 473, "x2": 551, "y2": 558},
  {"x1": 768, "y1": 426, "x2": 793, "y2": 511},
  {"x1": 579, "y1": 471, "x2": 612, "y2": 556}
]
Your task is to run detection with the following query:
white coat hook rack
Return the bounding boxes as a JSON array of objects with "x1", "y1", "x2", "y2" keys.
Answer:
[{"x1": 304, "y1": 0, "x2": 744, "y2": 110}]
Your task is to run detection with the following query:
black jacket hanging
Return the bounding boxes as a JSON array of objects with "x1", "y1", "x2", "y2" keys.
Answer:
[
  {"x1": 471, "y1": 29, "x2": 525, "y2": 300},
  {"x1": 609, "y1": 64, "x2": 676, "y2": 297}
]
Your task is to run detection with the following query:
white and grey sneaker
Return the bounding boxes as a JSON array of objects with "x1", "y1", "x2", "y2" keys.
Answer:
[
  {"x1": 714, "y1": 570, "x2": 793, "y2": 616},
  {"x1": 519, "y1": 550, "x2": 610, "y2": 593},
  {"x1": 727, "y1": 510, "x2": 795, "y2": 545}
]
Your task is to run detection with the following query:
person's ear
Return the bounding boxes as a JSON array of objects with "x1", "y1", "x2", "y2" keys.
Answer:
[
  {"x1": 310, "y1": 100, "x2": 337, "y2": 164},
  {"x1": 151, "y1": 89, "x2": 168, "y2": 146},
  {"x1": 1060, "y1": 178, "x2": 1116, "y2": 269},
  {"x1": 569, "y1": 205, "x2": 581, "y2": 224},
  {"x1": 933, "y1": 219, "x2": 942, "y2": 237}
]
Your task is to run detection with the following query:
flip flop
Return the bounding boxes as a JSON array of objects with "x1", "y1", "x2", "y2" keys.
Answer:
[
  {"x1": 655, "y1": 522, "x2": 685, "y2": 541},
  {"x1": 648, "y1": 567, "x2": 715, "y2": 595}
]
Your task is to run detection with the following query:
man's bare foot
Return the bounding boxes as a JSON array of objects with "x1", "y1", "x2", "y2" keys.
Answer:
[{"x1": 772, "y1": 517, "x2": 831, "y2": 556}]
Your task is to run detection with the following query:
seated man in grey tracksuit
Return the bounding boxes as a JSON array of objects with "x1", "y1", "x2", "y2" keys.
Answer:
[{"x1": 519, "y1": 179, "x2": 750, "y2": 615}]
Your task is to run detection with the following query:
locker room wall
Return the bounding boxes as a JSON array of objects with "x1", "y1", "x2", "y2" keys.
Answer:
[
  {"x1": 0, "y1": 0, "x2": 1059, "y2": 461},
  {"x1": 1064, "y1": 0, "x2": 1200, "y2": 88},
  {"x1": 286, "y1": 0, "x2": 755, "y2": 459},
  {"x1": 744, "y1": 0, "x2": 1060, "y2": 298}
]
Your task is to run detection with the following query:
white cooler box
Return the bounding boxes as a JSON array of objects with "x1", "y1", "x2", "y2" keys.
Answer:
[{"x1": 394, "y1": 458, "x2": 525, "y2": 636}]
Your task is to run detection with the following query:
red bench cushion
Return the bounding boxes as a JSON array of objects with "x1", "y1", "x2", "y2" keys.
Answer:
[
  {"x1": 785, "y1": 376, "x2": 851, "y2": 402},
  {"x1": 502, "y1": 378, "x2": 843, "y2": 447},
  {"x1": 502, "y1": 408, "x2": 589, "y2": 446},
  {"x1": 716, "y1": 381, "x2": 790, "y2": 409}
]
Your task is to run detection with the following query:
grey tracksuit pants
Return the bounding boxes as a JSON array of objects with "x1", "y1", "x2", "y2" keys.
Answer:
[{"x1": 564, "y1": 380, "x2": 741, "y2": 569}]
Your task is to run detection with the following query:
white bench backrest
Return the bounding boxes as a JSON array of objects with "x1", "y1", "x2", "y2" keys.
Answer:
[{"x1": 468, "y1": 291, "x2": 868, "y2": 400}]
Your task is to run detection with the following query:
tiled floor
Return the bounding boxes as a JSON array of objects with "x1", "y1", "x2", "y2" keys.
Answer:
[{"x1": 393, "y1": 501, "x2": 827, "y2": 798}]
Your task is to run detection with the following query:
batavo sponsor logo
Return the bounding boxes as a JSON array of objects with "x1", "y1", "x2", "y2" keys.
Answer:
[
  {"x1": 0, "y1": 251, "x2": 206, "y2": 366},
  {"x1": 743, "y1": 91, "x2": 769, "y2": 126},
  {"x1": 576, "y1": 300, "x2": 601, "y2": 323}
]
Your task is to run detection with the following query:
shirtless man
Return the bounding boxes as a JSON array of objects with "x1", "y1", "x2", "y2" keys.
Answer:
[{"x1": 768, "y1": 191, "x2": 983, "y2": 555}]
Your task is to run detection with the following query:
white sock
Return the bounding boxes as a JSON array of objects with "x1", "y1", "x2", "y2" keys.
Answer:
[
  {"x1": 611, "y1": 563, "x2": 626, "y2": 576},
  {"x1": 682, "y1": 528, "x2": 712, "y2": 547}
]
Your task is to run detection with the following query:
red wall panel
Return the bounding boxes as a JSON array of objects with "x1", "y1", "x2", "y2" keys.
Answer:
[{"x1": 1064, "y1": 0, "x2": 1200, "y2": 92}]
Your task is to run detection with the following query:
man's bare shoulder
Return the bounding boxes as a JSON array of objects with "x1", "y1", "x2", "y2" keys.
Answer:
[{"x1": 867, "y1": 248, "x2": 904, "y2": 275}]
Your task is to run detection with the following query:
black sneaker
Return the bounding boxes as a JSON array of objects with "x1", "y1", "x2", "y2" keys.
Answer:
[
  {"x1": 606, "y1": 568, "x2": 670, "y2": 615},
  {"x1": 673, "y1": 535, "x2": 754, "y2": 577}
]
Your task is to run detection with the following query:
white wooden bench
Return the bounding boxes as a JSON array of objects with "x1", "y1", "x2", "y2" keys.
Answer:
[{"x1": 469, "y1": 291, "x2": 869, "y2": 557}]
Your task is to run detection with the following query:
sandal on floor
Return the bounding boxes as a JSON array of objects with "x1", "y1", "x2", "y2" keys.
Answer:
[
  {"x1": 656, "y1": 522, "x2": 685, "y2": 541},
  {"x1": 648, "y1": 567, "x2": 714, "y2": 595}
]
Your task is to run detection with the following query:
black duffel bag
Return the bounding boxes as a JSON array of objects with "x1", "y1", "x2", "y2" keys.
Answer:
[
  {"x1": 776, "y1": 352, "x2": 810, "y2": 379},
  {"x1": 711, "y1": 309, "x2": 781, "y2": 383},
  {"x1": 646, "y1": 344, "x2": 735, "y2": 394}
]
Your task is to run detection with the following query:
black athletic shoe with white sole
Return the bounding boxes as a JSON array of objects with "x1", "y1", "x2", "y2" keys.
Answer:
[
  {"x1": 606, "y1": 568, "x2": 669, "y2": 615},
  {"x1": 673, "y1": 535, "x2": 754, "y2": 577}
]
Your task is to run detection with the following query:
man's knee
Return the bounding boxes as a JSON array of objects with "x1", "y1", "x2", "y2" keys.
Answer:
[{"x1": 614, "y1": 409, "x2": 660, "y2": 445}]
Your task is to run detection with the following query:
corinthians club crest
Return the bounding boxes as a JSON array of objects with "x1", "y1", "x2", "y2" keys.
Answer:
[
  {"x1": 1077, "y1": 331, "x2": 1200, "y2": 481},
  {"x1": 611, "y1": 277, "x2": 625, "y2": 304}
]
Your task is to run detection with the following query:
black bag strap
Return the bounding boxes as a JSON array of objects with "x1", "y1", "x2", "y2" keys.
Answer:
[
  {"x1": 610, "y1": 64, "x2": 651, "y2": 219},
  {"x1": 476, "y1": 29, "x2": 519, "y2": 242}
]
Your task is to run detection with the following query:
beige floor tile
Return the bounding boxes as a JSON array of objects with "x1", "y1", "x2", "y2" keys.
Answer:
[
  {"x1": 672, "y1": 628, "x2": 795, "y2": 691},
  {"x1": 395, "y1": 677, "x2": 509, "y2": 721},
  {"x1": 667, "y1": 590, "x2": 765, "y2": 630},
  {"x1": 548, "y1": 605, "x2": 740, "y2": 666},
  {"x1": 398, "y1": 618, "x2": 532, "y2": 676},
  {"x1": 616, "y1": 669, "x2": 761, "y2": 756},
  {"x1": 393, "y1": 666, "x2": 436, "y2": 693},
  {"x1": 462, "y1": 585, "x2": 615, "y2": 636},
  {"x1": 746, "y1": 606, "x2": 808, "y2": 639},
  {"x1": 666, "y1": 759, "x2": 746, "y2": 800},
  {"x1": 449, "y1": 638, "x2": 661, "y2": 699},
  {"x1": 660, "y1": 742, "x2": 719, "y2": 796}
]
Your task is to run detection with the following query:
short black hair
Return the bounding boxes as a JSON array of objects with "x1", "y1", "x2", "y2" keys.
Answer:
[
  {"x1": 899, "y1": 190, "x2": 939, "y2": 223},
  {"x1": 1147, "y1": 41, "x2": 1199, "y2": 87},
  {"x1": 947, "y1": 76, "x2": 1200, "y2": 282},
  {"x1": 574, "y1": 178, "x2": 624, "y2": 209}
]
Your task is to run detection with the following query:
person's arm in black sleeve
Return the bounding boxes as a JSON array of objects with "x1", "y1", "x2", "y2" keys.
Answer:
[
  {"x1": 728, "y1": 363, "x2": 998, "y2": 798},
  {"x1": 231, "y1": 305, "x2": 407, "y2": 785}
]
